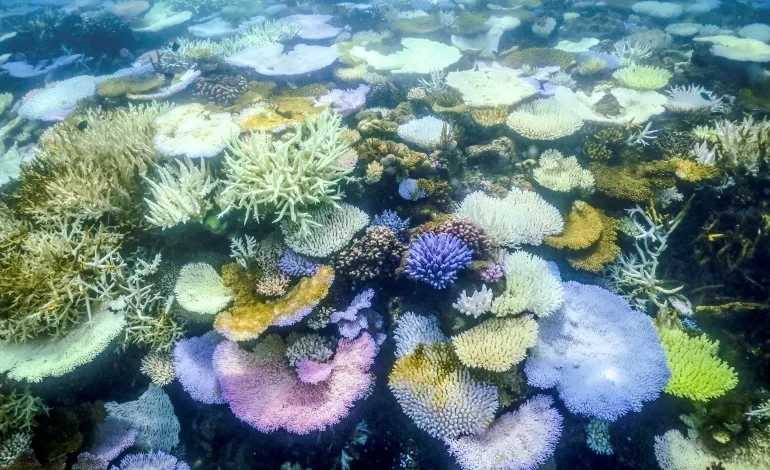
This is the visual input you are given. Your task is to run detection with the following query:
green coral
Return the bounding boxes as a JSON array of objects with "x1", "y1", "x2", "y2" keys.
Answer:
[
  {"x1": 391, "y1": 15, "x2": 442, "y2": 34},
  {"x1": 659, "y1": 328, "x2": 738, "y2": 402},
  {"x1": 0, "y1": 390, "x2": 46, "y2": 436}
]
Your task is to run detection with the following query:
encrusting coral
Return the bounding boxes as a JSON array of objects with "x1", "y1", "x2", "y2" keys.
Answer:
[{"x1": 214, "y1": 263, "x2": 334, "y2": 341}]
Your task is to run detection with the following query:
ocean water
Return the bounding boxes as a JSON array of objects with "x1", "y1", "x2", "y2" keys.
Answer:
[{"x1": 1, "y1": 0, "x2": 770, "y2": 469}]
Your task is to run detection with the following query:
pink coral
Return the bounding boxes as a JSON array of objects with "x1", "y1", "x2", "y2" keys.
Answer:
[
  {"x1": 296, "y1": 358, "x2": 333, "y2": 384},
  {"x1": 213, "y1": 333, "x2": 376, "y2": 434}
]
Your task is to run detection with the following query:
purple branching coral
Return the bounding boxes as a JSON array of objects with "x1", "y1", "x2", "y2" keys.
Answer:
[
  {"x1": 480, "y1": 263, "x2": 504, "y2": 283},
  {"x1": 279, "y1": 249, "x2": 321, "y2": 277},
  {"x1": 330, "y1": 289, "x2": 386, "y2": 346},
  {"x1": 405, "y1": 233, "x2": 473, "y2": 289}
]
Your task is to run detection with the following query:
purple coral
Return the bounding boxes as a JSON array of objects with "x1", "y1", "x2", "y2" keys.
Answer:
[
  {"x1": 279, "y1": 249, "x2": 320, "y2": 277},
  {"x1": 405, "y1": 234, "x2": 473, "y2": 289},
  {"x1": 172, "y1": 331, "x2": 225, "y2": 405},
  {"x1": 480, "y1": 263, "x2": 504, "y2": 283},
  {"x1": 330, "y1": 289, "x2": 385, "y2": 345},
  {"x1": 89, "y1": 418, "x2": 137, "y2": 463}
]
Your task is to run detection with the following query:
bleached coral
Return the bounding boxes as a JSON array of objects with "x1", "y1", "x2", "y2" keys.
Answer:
[
  {"x1": 452, "y1": 285, "x2": 493, "y2": 318},
  {"x1": 153, "y1": 103, "x2": 237, "y2": 159},
  {"x1": 397, "y1": 116, "x2": 453, "y2": 150},
  {"x1": 492, "y1": 250, "x2": 564, "y2": 318},
  {"x1": 18, "y1": 76, "x2": 98, "y2": 121},
  {"x1": 654, "y1": 430, "x2": 715, "y2": 470},
  {"x1": 0, "y1": 305, "x2": 126, "y2": 382},
  {"x1": 709, "y1": 116, "x2": 770, "y2": 174},
  {"x1": 533, "y1": 149, "x2": 594, "y2": 193},
  {"x1": 445, "y1": 68, "x2": 537, "y2": 108},
  {"x1": 393, "y1": 311, "x2": 447, "y2": 358},
  {"x1": 143, "y1": 158, "x2": 217, "y2": 229},
  {"x1": 613, "y1": 66, "x2": 672, "y2": 90},
  {"x1": 665, "y1": 84, "x2": 726, "y2": 113},
  {"x1": 452, "y1": 317, "x2": 538, "y2": 372},
  {"x1": 140, "y1": 352, "x2": 176, "y2": 386},
  {"x1": 445, "y1": 395, "x2": 562, "y2": 470},
  {"x1": 532, "y1": 16, "x2": 557, "y2": 37},
  {"x1": 455, "y1": 190, "x2": 564, "y2": 248},
  {"x1": 220, "y1": 108, "x2": 354, "y2": 234},
  {"x1": 105, "y1": 384, "x2": 180, "y2": 451},
  {"x1": 350, "y1": 38, "x2": 461, "y2": 74},
  {"x1": 174, "y1": 263, "x2": 233, "y2": 315},
  {"x1": 525, "y1": 281, "x2": 671, "y2": 421},
  {"x1": 281, "y1": 203, "x2": 369, "y2": 258},
  {"x1": 0, "y1": 141, "x2": 23, "y2": 186},
  {"x1": 506, "y1": 99, "x2": 584, "y2": 140}
]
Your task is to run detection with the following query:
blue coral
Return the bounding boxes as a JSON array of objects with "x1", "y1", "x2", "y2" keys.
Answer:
[
  {"x1": 405, "y1": 233, "x2": 472, "y2": 289},
  {"x1": 279, "y1": 249, "x2": 320, "y2": 277},
  {"x1": 372, "y1": 210, "x2": 411, "y2": 235},
  {"x1": 398, "y1": 179, "x2": 427, "y2": 201}
]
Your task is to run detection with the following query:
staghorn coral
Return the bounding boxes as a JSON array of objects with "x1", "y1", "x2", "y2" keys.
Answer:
[
  {"x1": 281, "y1": 203, "x2": 369, "y2": 258},
  {"x1": 220, "y1": 108, "x2": 355, "y2": 235},
  {"x1": 16, "y1": 103, "x2": 168, "y2": 221},
  {"x1": 255, "y1": 273, "x2": 290, "y2": 298},
  {"x1": 335, "y1": 226, "x2": 405, "y2": 284},
  {"x1": 453, "y1": 285, "x2": 493, "y2": 318},
  {"x1": 658, "y1": 328, "x2": 738, "y2": 401},
  {"x1": 214, "y1": 264, "x2": 334, "y2": 341},
  {"x1": 192, "y1": 73, "x2": 248, "y2": 107},
  {"x1": 452, "y1": 317, "x2": 538, "y2": 372},
  {"x1": 0, "y1": 391, "x2": 45, "y2": 435},
  {"x1": 143, "y1": 158, "x2": 217, "y2": 230}
]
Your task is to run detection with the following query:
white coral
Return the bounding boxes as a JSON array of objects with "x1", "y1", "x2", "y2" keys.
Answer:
[
  {"x1": 143, "y1": 158, "x2": 217, "y2": 229},
  {"x1": 506, "y1": 99, "x2": 584, "y2": 140},
  {"x1": 397, "y1": 116, "x2": 453, "y2": 150},
  {"x1": 173, "y1": 262, "x2": 233, "y2": 315},
  {"x1": 533, "y1": 149, "x2": 594, "y2": 193},
  {"x1": 492, "y1": 251, "x2": 564, "y2": 318},
  {"x1": 453, "y1": 285, "x2": 493, "y2": 318}
]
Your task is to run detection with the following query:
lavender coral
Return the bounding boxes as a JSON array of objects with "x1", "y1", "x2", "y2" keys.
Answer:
[
  {"x1": 372, "y1": 209, "x2": 411, "y2": 235},
  {"x1": 405, "y1": 234, "x2": 473, "y2": 289},
  {"x1": 524, "y1": 281, "x2": 670, "y2": 421},
  {"x1": 278, "y1": 249, "x2": 320, "y2": 277},
  {"x1": 212, "y1": 333, "x2": 376, "y2": 434},
  {"x1": 172, "y1": 331, "x2": 225, "y2": 404},
  {"x1": 110, "y1": 451, "x2": 190, "y2": 470}
]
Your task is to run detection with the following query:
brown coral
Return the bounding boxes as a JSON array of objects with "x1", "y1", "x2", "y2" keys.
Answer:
[
  {"x1": 435, "y1": 218, "x2": 487, "y2": 253},
  {"x1": 567, "y1": 212, "x2": 621, "y2": 273},
  {"x1": 192, "y1": 73, "x2": 248, "y2": 107},
  {"x1": 335, "y1": 226, "x2": 406, "y2": 284}
]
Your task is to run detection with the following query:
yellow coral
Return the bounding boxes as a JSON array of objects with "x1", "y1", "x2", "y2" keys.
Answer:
[
  {"x1": 546, "y1": 201, "x2": 603, "y2": 250},
  {"x1": 591, "y1": 163, "x2": 654, "y2": 202},
  {"x1": 214, "y1": 265, "x2": 334, "y2": 341},
  {"x1": 672, "y1": 158, "x2": 721, "y2": 182},
  {"x1": 568, "y1": 212, "x2": 621, "y2": 272},
  {"x1": 451, "y1": 317, "x2": 538, "y2": 372},
  {"x1": 365, "y1": 161, "x2": 384, "y2": 183},
  {"x1": 470, "y1": 107, "x2": 509, "y2": 127},
  {"x1": 96, "y1": 75, "x2": 165, "y2": 97},
  {"x1": 658, "y1": 328, "x2": 738, "y2": 401}
]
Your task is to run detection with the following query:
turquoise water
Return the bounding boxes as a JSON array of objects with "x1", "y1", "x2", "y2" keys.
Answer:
[{"x1": 1, "y1": 0, "x2": 770, "y2": 469}]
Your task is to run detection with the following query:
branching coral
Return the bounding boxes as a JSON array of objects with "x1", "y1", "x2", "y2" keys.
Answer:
[
  {"x1": 220, "y1": 108, "x2": 355, "y2": 235},
  {"x1": 491, "y1": 251, "x2": 564, "y2": 318},
  {"x1": 143, "y1": 158, "x2": 217, "y2": 230},
  {"x1": 533, "y1": 149, "x2": 595, "y2": 193},
  {"x1": 335, "y1": 226, "x2": 405, "y2": 284},
  {"x1": 0, "y1": 390, "x2": 46, "y2": 435},
  {"x1": 281, "y1": 203, "x2": 369, "y2": 258},
  {"x1": 16, "y1": 104, "x2": 168, "y2": 221}
]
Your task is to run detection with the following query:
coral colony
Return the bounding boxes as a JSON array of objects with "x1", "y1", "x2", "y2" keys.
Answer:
[{"x1": 4, "y1": 0, "x2": 770, "y2": 469}]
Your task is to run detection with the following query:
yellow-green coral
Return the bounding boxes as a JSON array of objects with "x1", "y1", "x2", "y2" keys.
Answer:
[
  {"x1": 659, "y1": 328, "x2": 738, "y2": 401},
  {"x1": 96, "y1": 75, "x2": 166, "y2": 98},
  {"x1": 672, "y1": 158, "x2": 721, "y2": 183},
  {"x1": 0, "y1": 390, "x2": 46, "y2": 435},
  {"x1": 451, "y1": 317, "x2": 538, "y2": 372},
  {"x1": 613, "y1": 66, "x2": 672, "y2": 90},
  {"x1": 591, "y1": 163, "x2": 654, "y2": 201},
  {"x1": 471, "y1": 107, "x2": 509, "y2": 127},
  {"x1": 214, "y1": 264, "x2": 334, "y2": 341}
]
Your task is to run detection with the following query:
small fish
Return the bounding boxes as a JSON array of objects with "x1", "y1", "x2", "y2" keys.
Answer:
[
  {"x1": 77, "y1": 120, "x2": 88, "y2": 131},
  {"x1": 699, "y1": 91, "x2": 711, "y2": 101},
  {"x1": 171, "y1": 42, "x2": 180, "y2": 52}
]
